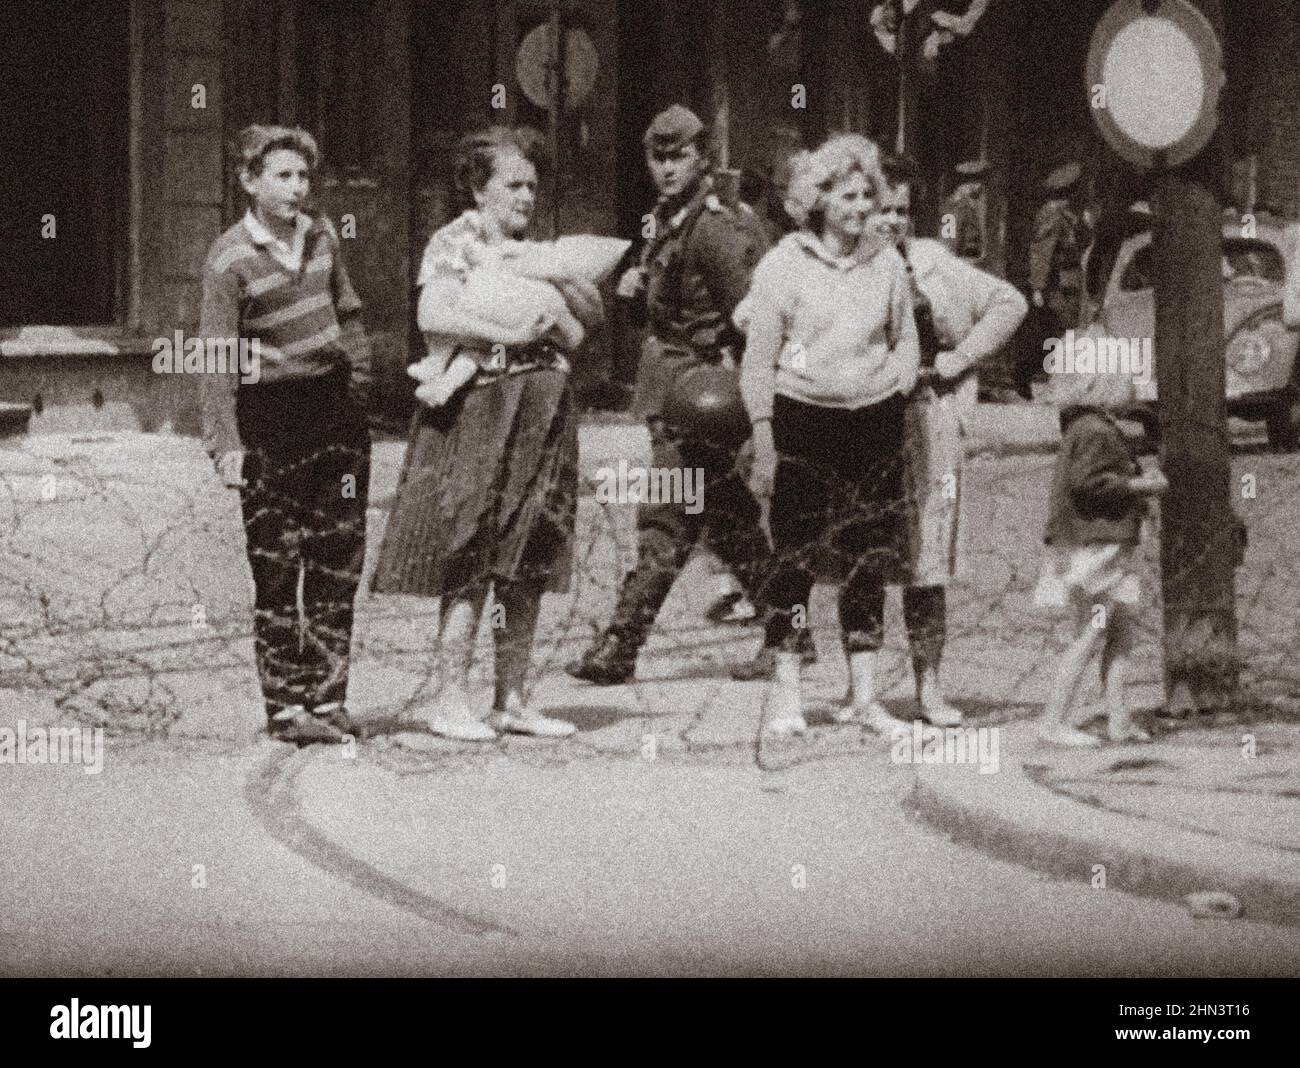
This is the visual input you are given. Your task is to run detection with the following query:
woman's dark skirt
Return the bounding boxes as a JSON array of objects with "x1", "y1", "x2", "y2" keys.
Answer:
[
  {"x1": 370, "y1": 367, "x2": 577, "y2": 598},
  {"x1": 770, "y1": 391, "x2": 915, "y2": 583}
]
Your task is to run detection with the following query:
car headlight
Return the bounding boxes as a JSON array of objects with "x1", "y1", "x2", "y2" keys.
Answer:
[{"x1": 1226, "y1": 329, "x2": 1272, "y2": 377}]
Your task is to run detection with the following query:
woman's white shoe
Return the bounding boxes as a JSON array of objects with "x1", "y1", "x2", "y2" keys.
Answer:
[
  {"x1": 1038, "y1": 723, "x2": 1102, "y2": 748},
  {"x1": 422, "y1": 714, "x2": 497, "y2": 742},
  {"x1": 917, "y1": 699, "x2": 963, "y2": 727},
  {"x1": 763, "y1": 714, "x2": 808, "y2": 737},
  {"x1": 764, "y1": 681, "x2": 807, "y2": 736},
  {"x1": 859, "y1": 702, "x2": 899, "y2": 735},
  {"x1": 488, "y1": 711, "x2": 576, "y2": 738}
]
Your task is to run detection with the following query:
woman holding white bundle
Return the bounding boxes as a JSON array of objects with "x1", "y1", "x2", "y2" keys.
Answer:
[{"x1": 372, "y1": 126, "x2": 624, "y2": 741}]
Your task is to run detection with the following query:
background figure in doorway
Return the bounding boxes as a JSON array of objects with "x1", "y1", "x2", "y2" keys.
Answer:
[
  {"x1": 879, "y1": 152, "x2": 1028, "y2": 725},
  {"x1": 1021, "y1": 160, "x2": 1094, "y2": 399},
  {"x1": 940, "y1": 158, "x2": 990, "y2": 265}
]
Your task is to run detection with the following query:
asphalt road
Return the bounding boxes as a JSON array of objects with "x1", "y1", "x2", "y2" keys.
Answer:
[{"x1": 3, "y1": 740, "x2": 1298, "y2": 977}]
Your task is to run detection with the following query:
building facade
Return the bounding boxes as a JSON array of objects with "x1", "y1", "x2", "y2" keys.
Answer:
[{"x1": 0, "y1": 0, "x2": 1286, "y2": 433}]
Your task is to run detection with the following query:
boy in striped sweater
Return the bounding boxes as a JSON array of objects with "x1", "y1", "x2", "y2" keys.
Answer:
[{"x1": 200, "y1": 125, "x2": 372, "y2": 745}]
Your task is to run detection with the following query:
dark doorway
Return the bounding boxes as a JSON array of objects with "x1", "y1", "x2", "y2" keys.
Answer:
[
  {"x1": 1002, "y1": 0, "x2": 1115, "y2": 285},
  {"x1": 615, "y1": 1, "x2": 663, "y2": 242},
  {"x1": 608, "y1": 1, "x2": 715, "y2": 393},
  {"x1": 0, "y1": 0, "x2": 130, "y2": 326}
]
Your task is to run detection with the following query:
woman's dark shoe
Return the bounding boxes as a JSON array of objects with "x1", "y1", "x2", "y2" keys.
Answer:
[
  {"x1": 565, "y1": 632, "x2": 638, "y2": 685},
  {"x1": 730, "y1": 630, "x2": 818, "y2": 681},
  {"x1": 268, "y1": 705, "x2": 350, "y2": 746}
]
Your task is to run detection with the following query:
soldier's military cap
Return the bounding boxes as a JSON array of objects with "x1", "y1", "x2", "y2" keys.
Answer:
[
  {"x1": 1044, "y1": 161, "x2": 1083, "y2": 192},
  {"x1": 954, "y1": 158, "x2": 990, "y2": 179},
  {"x1": 643, "y1": 105, "x2": 706, "y2": 153}
]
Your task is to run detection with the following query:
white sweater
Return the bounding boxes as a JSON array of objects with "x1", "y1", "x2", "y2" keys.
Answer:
[{"x1": 736, "y1": 232, "x2": 920, "y2": 421}]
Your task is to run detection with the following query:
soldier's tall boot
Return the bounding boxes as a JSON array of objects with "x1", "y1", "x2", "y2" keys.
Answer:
[
  {"x1": 565, "y1": 628, "x2": 641, "y2": 685},
  {"x1": 566, "y1": 550, "x2": 680, "y2": 685}
]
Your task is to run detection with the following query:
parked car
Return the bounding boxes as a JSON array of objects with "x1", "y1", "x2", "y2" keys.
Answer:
[{"x1": 1076, "y1": 210, "x2": 1299, "y2": 450}]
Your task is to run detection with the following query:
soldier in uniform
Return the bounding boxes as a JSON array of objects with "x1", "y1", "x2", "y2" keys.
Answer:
[
  {"x1": 1021, "y1": 161, "x2": 1094, "y2": 395},
  {"x1": 567, "y1": 105, "x2": 781, "y2": 685},
  {"x1": 940, "y1": 158, "x2": 989, "y2": 264},
  {"x1": 1028, "y1": 161, "x2": 1093, "y2": 324}
]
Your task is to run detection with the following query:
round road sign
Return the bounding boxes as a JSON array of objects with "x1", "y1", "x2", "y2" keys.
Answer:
[
  {"x1": 1086, "y1": 0, "x2": 1224, "y2": 169},
  {"x1": 516, "y1": 23, "x2": 598, "y2": 111}
]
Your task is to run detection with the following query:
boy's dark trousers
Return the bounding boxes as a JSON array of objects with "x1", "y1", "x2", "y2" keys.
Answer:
[{"x1": 235, "y1": 366, "x2": 371, "y2": 718}]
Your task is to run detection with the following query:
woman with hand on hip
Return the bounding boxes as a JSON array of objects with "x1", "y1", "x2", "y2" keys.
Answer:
[
  {"x1": 737, "y1": 134, "x2": 920, "y2": 737},
  {"x1": 372, "y1": 126, "x2": 603, "y2": 741},
  {"x1": 876, "y1": 154, "x2": 1028, "y2": 726}
]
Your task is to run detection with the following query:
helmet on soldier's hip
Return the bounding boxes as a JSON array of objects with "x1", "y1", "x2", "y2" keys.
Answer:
[{"x1": 662, "y1": 363, "x2": 751, "y2": 446}]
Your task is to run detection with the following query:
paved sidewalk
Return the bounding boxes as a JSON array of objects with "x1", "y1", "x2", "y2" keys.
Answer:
[
  {"x1": 3, "y1": 414, "x2": 1298, "y2": 934},
  {"x1": 910, "y1": 714, "x2": 1300, "y2": 926}
]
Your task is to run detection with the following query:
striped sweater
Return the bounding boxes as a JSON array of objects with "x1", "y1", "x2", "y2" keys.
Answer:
[{"x1": 198, "y1": 211, "x2": 371, "y2": 458}]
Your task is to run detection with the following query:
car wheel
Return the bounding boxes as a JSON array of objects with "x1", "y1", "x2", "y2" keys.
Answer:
[{"x1": 1265, "y1": 395, "x2": 1298, "y2": 452}]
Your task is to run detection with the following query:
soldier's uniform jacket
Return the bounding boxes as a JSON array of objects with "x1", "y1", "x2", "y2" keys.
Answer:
[
  {"x1": 643, "y1": 181, "x2": 767, "y2": 350},
  {"x1": 631, "y1": 179, "x2": 769, "y2": 419},
  {"x1": 1028, "y1": 197, "x2": 1092, "y2": 322}
]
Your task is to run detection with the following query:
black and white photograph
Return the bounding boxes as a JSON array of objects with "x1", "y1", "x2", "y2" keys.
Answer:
[{"x1": 0, "y1": 0, "x2": 1296, "y2": 1016}]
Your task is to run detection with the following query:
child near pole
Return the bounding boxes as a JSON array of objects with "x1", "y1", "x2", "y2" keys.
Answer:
[{"x1": 1033, "y1": 368, "x2": 1167, "y2": 746}]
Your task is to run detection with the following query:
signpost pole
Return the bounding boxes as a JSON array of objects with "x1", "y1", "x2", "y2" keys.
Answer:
[
  {"x1": 1088, "y1": 0, "x2": 1240, "y2": 715},
  {"x1": 548, "y1": 1, "x2": 565, "y2": 240},
  {"x1": 1150, "y1": 0, "x2": 1239, "y2": 713}
]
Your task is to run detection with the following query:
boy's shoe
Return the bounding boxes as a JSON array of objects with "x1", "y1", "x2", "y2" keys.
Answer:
[
  {"x1": 487, "y1": 711, "x2": 576, "y2": 738},
  {"x1": 268, "y1": 705, "x2": 349, "y2": 746},
  {"x1": 730, "y1": 630, "x2": 817, "y2": 681},
  {"x1": 312, "y1": 701, "x2": 360, "y2": 737},
  {"x1": 566, "y1": 631, "x2": 638, "y2": 685}
]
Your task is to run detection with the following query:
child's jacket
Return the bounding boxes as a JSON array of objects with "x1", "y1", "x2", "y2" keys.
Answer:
[{"x1": 1044, "y1": 405, "x2": 1145, "y2": 546}]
